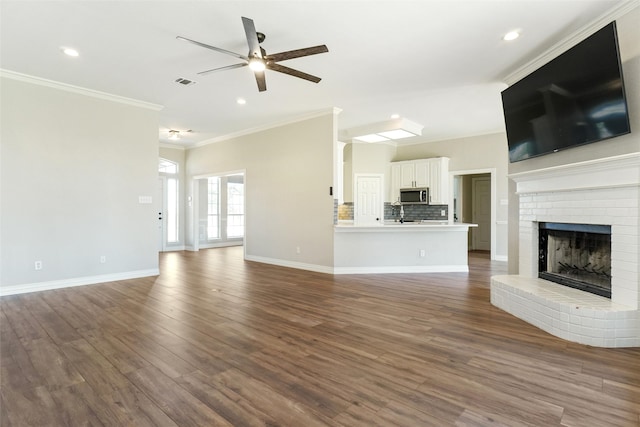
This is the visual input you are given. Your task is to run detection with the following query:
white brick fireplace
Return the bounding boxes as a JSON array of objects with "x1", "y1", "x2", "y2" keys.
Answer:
[{"x1": 491, "y1": 153, "x2": 640, "y2": 347}]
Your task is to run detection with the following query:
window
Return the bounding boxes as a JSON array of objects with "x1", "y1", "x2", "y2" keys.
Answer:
[
  {"x1": 201, "y1": 173, "x2": 244, "y2": 244},
  {"x1": 166, "y1": 178, "x2": 179, "y2": 243},
  {"x1": 227, "y1": 177, "x2": 244, "y2": 238},
  {"x1": 207, "y1": 177, "x2": 220, "y2": 240},
  {"x1": 159, "y1": 159, "x2": 178, "y2": 174},
  {"x1": 159, "y1": 158, "x2": 179, "y2": 244}
]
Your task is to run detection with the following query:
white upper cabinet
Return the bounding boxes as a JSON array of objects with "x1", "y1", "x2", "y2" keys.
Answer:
[
  {"x1": 390, "y1": 157, "x2": 449, "y2": 204},
  {"x1": 427, "y1": 157, "x2": 449, "y2": 205}
]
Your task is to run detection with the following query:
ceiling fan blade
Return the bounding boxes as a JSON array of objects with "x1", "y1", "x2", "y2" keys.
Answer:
[
  {"x1": 241, "y1": 17, "x2": 262, "y2": 59},
  {"x1": 176, "y1": 36, "x2": 248, "y2": 61},
  {"x1": 254, "y1": 70, "x2": 267, "y2": 92},
  {"x1": 197, "y1": 62, "x2": 248, "y2": 76},
  {"x1": 265, "y1": 45, "x2": 328, "y2": 62},
  {"x1": 267, "y1": 63, "x2": 322, "y2": 83}
]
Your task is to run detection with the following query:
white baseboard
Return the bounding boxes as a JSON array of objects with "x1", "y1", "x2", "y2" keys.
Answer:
[
  {"x1": 244, "y1": 255, "x2": 469, "y2": 275},
  {"x1": 198, "y1": 241, "x2": 243, "y2": 249},
  {"x1": 333, "y1": 265, "x2": 469, "y2": 274},
  {"x1": 0, "y1": 269, "x2": 160, "y2": 297},
  {"x1": 494, "y1": 255, "x2": 508, "y2": 262},
  {"x1": 244, "y1": 255, "x2": 334, "y2": 274}
]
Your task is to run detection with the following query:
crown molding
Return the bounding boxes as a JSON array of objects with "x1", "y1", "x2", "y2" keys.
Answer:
[
  {"x1": 159, "y1": 142, "x2": 186, "y2": 150},
  {"x1": 502, "y1": 0, "x2": 639, "y2": 85},
  {"x1": 0, "y1": 69, "x2": 164, "y2": 111},
  {"x1": 190, "y1": 107, "x2": 341, "y2": 149}
]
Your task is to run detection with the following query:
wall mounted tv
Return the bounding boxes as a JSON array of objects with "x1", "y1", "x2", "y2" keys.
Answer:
[{"x1": 502, "y1": 21, "x2": 630, "y2": 163}]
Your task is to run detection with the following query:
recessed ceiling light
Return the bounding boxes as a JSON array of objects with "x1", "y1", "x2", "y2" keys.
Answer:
[
  {"x1": 237, "y1": 98, "x2": 247, "y2": 105},
  {"x1": 503, "y1": 31, "x2": 520, "y2": 41},
  {"x1": 61, "y1": 47, "x2": 79, "y2": 57},
  {"x1": 377, "y1": 129, "x2": 417, "y2": 139},
  {"x1": 390, "y1": 114, "x2": 400, "y2": 119},
  {"x1": 354, "y1": 134, "x2": 390, "y2": 143}
]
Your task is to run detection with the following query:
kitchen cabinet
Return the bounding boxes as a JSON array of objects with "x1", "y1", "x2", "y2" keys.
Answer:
[
  {"x1": 427, "y1": 157, "x2": 449, "y2": 204},
  {"x1": 390, "y1": 157, "x2": 449, "y2": 204}
]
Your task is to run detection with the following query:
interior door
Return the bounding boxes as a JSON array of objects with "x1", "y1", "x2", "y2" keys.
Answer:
[
  {"x1": 156, "y1": 177, "x2": 166, "y2": 252},
  {"x1": 472, "y1": 177, "x2": 491, "y2": 251},
  {"x1": 354, "y1": 174, "x2": 383, "y2": 226}
]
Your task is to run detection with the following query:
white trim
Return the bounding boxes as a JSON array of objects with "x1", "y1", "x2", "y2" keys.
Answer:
[
  {"x1": 509, "y1": 153, "x2": 640, "y2": 194},
  {"x1": 245, "y1": 255, "x2": 334, "y2": 274},
  {"x1": 449, "y1": 168, "x2": 498, "y2": 260},
  {"x1": 162, "y1": 245, "x2": 187, "y2": 251},
  {"x1": 191, "y1": 170, "x2": 247, "y2": 252},
  {"x1": 494, "y1": 255, "x2": 508, "y2": 262},
  {"x1": 160, "y1": 142, "x2": 186, "y2": 150},
  {"x1": 502, "y1": 1, "x2": 639, "y2": 85},
  {"x1": 401, "y1": 129, "x2": 506, "y2": 147},
  {"x1": 0, "y1": 269, "x2": 160, "y2": 297},
  {"x1": 333, "y1": 265, "x2": 469, "y2": 274},
  {"x1": 198, "y1": 241, "x2": 243, "y2": 249},
  {"x1": 0, "y1": 69, "x2": 164, "y2": 111},
  {"x1": 191, "y1": 107, "x2": 341, "y2": 148},
  {"x1": 246, "y1": 254, "x2": 469, "y2": 275}
]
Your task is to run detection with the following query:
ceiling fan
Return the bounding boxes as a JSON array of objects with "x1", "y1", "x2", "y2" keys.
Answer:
[{"x1": 177, "y1": 16, "x2": 328, "y2": 92}]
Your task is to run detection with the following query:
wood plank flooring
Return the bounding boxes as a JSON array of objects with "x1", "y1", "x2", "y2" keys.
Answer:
[{"x1": 1, "y1": 248, "x2": 639, "y2": 426}]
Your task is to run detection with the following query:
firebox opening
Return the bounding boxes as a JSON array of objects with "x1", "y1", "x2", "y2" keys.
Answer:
[{"x1": 538, "y1": 222, "x2": 612, "y2": 298}]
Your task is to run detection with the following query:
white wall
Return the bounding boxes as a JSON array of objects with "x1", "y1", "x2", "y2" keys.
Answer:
[
  {"x1": 395, "y1": 133, "x2": 510, "y2": 260},
  {"x1": 506, "y1": 6, "x2": 640, "y2": 274},
  {"x1": 185, "y1": 111, "x2": 337, "y2": 271},
  {"x1": 0, "y1": 74, "x2": 160, "y2": 294},
  {"x1": 342, "y1": 142, "x2": 397, "y2": 203}
]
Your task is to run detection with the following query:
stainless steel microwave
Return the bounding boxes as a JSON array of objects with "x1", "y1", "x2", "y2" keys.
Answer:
[{"x1": 400, "y1": 187, "x2": 429, "y2": 204}]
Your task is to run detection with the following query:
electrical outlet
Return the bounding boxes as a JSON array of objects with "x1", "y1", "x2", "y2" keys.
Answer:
[
  {"x1": 100, "y1": 256, "x2": 106, "y2": 264},
  {"x1": 419, "y1": 249, "x2": 426, "y2": 257},
  {"x1": 296, "y1": 246, "x2": 301, "y2": 254},
  {"x1": 34, "y1": 261, "x2": 42, "y2": 270},
  {"x1": 441, "y1": 209, "x2": 446, "y2": 216}
]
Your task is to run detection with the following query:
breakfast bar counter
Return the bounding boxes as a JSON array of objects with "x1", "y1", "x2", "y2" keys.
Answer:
[{"x1": 333, "y1": 221, "x2": 477, "y2": 274}]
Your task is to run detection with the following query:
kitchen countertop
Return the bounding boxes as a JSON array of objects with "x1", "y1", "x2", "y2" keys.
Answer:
[{"x1": 335, "y1": 220, "x2": 477, "y2": 231}]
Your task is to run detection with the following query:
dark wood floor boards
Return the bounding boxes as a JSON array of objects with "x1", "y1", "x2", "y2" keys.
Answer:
[{"x1": 1, "y1": 247, "x2": 639, "y2": 426}]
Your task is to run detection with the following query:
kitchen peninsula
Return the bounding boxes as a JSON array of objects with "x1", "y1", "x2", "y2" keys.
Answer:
[{"x1": 334, "y1": 221, "x2": 477, "y2": 274}]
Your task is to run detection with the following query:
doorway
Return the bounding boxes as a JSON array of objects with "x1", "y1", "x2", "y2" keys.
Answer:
[
  {"x1": 451, "y1": 169, "x2": 496, "y2": 258},
  {"x1": 471, "y1": 176, "x2": 491, "y2": 251},
  {"x1": 194, "y1": 172, "x2": 245, "y2": 249}
]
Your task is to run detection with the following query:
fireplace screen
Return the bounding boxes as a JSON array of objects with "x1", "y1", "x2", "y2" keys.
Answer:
[{"x1": 538, "y1": 222, "x2": 612, "y2": 298}]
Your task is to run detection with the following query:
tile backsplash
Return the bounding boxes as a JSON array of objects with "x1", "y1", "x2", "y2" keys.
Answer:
[{"x1": 338, "y1": 202, "x2": 448, "y2": 221}]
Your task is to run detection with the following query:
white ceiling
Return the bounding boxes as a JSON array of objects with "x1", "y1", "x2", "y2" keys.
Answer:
[{"x1": 0, "y1": 0, "x2": 628, "y2": 147}]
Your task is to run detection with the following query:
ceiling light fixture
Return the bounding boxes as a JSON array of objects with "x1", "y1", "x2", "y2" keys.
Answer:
[
  {"x1": 346, "y1": 118, "x2": 424, "y2": 143},
  {"x1": 503, "y1": 31, "x2": 520, "y2": 41},
  {"x1": 168, "y1": 130, "x2": 180, "y2": 140},
  {"x1": 61, "y1": 47, "x2": 79, "y2": 57},
  {"x1": 248, "y1": 58, "x2": 266, "y2": 72},
  {"x1": 237, "y1": 98, "x2": 247, "y2": 105}
]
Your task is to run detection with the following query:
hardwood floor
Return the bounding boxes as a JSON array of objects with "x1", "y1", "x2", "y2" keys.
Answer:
[{"x1": 1, "y1": 248, "x2": 638, "y2": 426}]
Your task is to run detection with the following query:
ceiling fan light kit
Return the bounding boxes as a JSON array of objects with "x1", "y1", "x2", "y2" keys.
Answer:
[{"x1": 177, "y1": 16, "x2": 328, "y2": 92}]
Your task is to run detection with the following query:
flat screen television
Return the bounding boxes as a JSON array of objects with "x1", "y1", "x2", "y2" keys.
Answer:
[{"x1": 502, "y1": 21, "x2": 631, "y2": 163}]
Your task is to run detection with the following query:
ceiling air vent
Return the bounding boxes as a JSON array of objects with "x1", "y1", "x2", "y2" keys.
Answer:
[{"x1": 175, "y1": 78, "x2": 196, "y2": 86}]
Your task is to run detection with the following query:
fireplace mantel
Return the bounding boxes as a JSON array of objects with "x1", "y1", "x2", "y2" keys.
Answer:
[
  {"x1": 492, "y1": 152, "x2": 639, "y2": 347},
  {"x1": 509, "y1": 152, "x2": 640, "y2": 194}
]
